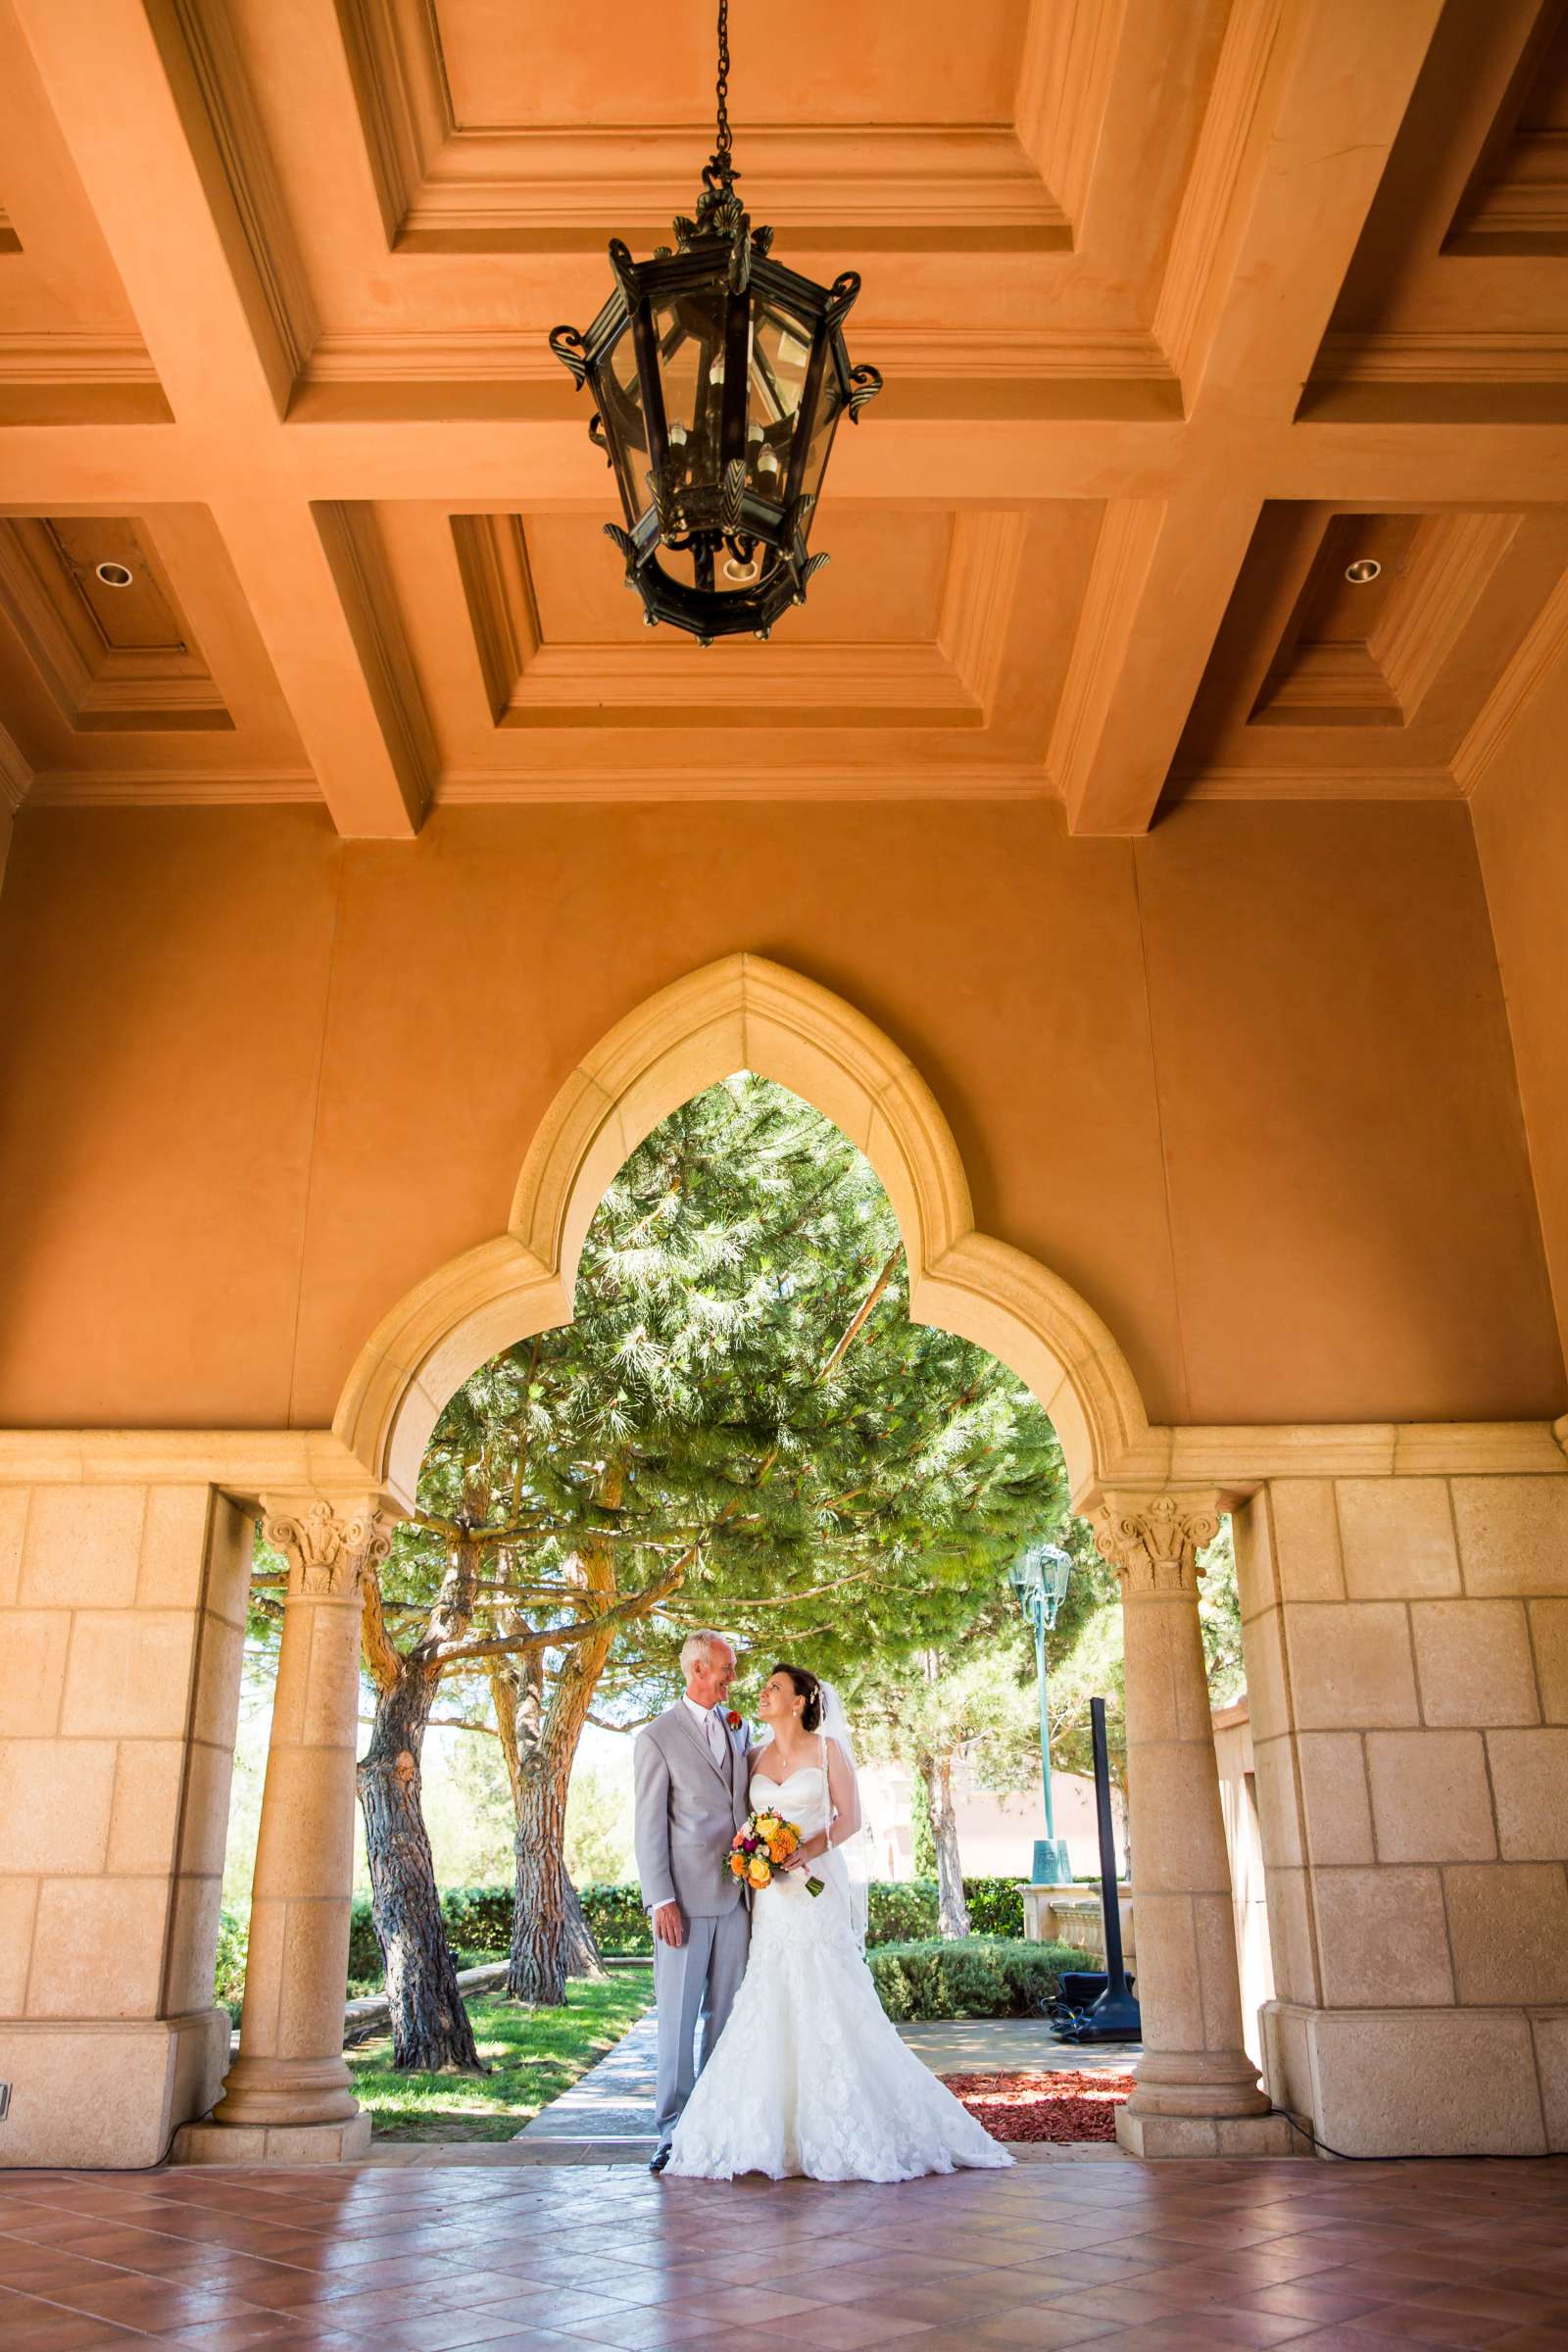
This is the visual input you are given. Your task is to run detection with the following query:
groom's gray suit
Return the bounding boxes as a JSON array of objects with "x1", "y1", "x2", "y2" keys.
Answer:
[{"x1": 634, "y1": 1699, "x2": 753, "y2": 2147}]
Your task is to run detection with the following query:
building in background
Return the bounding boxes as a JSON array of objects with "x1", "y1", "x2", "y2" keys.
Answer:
[{"x1": 857, "y1": 1757, "x2": 1125, "y2": 1883}]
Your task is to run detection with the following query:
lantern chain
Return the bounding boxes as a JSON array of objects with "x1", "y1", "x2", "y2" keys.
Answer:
[
  {"x1": 546, "y1": 0, "x2": 882, "y2": 641},
  {"x1": 713, "y1": 0, "x2": 734, "y2": 190}
]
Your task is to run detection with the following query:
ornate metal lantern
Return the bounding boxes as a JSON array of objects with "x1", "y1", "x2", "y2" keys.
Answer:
[{"x1": 547, "y1": 0, "x2": 881, "y2": 646}]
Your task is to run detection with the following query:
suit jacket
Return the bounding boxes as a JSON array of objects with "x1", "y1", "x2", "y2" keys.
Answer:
[{"x1": 634, "y1": 1700, "x2": 754, "y2": 1917}]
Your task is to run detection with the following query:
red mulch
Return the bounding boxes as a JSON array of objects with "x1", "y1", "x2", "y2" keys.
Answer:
[{"x1": 941, "y1": 2067, "x2": 1137, "y2": 2143}]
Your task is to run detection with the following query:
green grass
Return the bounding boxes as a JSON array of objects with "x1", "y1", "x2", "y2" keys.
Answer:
[{"x1": 346, "y1": 1968, "x2": 654, "y2": 2143}]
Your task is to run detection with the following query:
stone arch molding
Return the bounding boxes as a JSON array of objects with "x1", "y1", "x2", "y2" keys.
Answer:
[{"x1": 333, "y1": 955, "x2": 1152, "y2": 1508}]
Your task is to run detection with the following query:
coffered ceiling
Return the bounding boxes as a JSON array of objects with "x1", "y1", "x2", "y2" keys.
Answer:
[{"x1": 1, "y1": 0, "x2": 1566, "y2": 837}]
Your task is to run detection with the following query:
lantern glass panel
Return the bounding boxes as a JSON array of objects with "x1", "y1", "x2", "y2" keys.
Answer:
[
  {"x1": 750, "y1": 305, "x2": 813, "y2": 422},
  {"x1": 653, "y1": 287, "x2": 728, "y2": 466},
  {"x1": 797, "y1": 386, "x2": 841, "y2": 514},
  {"x1": 600, "y1": 325, "x2": 649, "y2": 521},
  {"x1": 747, "y1": 304, "x2": 813, "y2": 500}
]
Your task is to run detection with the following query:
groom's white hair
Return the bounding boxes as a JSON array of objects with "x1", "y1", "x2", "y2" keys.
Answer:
[{"x1": 680, "y1": 1630, "x2": 734, "y2": 1673}]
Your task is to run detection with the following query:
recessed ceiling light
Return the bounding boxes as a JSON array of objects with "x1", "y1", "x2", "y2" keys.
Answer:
[
  {"x1": 95, "y1": 561, "x2": 133, "y2": 588},
  {"x1": 1344, "y1": 558, "x2": 1381, "y2": 585}
]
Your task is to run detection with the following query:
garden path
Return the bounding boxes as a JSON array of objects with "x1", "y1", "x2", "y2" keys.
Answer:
[{"x1": 516, "y1": 2016, "x2": 1144, "y2": 2145}]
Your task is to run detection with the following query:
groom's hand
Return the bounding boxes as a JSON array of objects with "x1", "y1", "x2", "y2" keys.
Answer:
[{"x1": 653, "y1": 1900, "x2": 684, "y2": 1947}]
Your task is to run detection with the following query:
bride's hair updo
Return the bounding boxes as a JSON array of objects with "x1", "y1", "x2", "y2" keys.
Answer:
[{"x1": 773, "y1": 1663, "x2": 823, "y2": 1732}]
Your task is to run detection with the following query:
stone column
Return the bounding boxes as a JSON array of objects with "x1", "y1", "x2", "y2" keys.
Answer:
[
  {"x1": 174, "y1": 1496, "x2": 393, "y2": 2164},
  {"x1": 1092, "y1": 1489, "x2": 1294, "y2": 2156},
  {"x1": 0, "y1": 1479, "x2": 251, "y2": 2168}
]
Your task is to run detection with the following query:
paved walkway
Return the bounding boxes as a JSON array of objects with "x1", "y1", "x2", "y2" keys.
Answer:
[
  {"x1": 517, "y1": 2014, "x2": 1144, "y2": 2144},
  {"x1": 6, "y1": 2145, "x2": 1568, "y2": 2347}
]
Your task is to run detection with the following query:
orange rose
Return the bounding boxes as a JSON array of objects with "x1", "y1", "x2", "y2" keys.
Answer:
[{"x1": 729, "y1": 1853, "x2": 748, "y2": 1877}]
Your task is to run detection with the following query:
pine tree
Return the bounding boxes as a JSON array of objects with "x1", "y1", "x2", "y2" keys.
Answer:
[
  {"x1": 909, "y1": 1768, "x2": 938, "y2": 1879},
  {"x1": 853, "y1": 1619, "x2": 1044, "y2": 1936},
  {"x1": 354, "y1": 1076, "x2": 1070, "y2": 2052}
]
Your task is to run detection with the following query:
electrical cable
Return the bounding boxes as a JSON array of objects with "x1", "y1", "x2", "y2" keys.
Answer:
[{"x1": 1268, "y1": 2105, "x2": 1561, "y2": 2164}]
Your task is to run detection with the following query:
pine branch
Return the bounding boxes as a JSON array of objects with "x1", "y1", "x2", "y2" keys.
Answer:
[
  {"x1": 433, "y1": 1547, "x2": 690, "y2": 1667},
  {"x1": 665, "y1": 1561, "x2": 882, "y2": 1612},
  {"x1": 508, "y1": 1335, "x2": 543, "y2": 1520},
  {"x1": 360, "y1": 1569, "x2": 407, "y2": 1693},
  {"x1": 355, "y1": 1713, "x2": 498, "y2": 1736}
]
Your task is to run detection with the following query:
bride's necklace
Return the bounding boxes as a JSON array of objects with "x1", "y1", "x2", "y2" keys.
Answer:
[{"x1": 762, "y1": 1728, "x2": 815, "y2": 1779}]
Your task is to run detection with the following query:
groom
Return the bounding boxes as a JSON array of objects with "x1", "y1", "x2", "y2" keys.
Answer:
[{"x1": 633, "y1": 1630, "x2": 753, "y2": 2173}]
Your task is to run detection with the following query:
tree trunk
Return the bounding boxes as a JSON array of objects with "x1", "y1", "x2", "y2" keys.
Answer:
[
  {"x1": 504, "y1": 1483, "x2": 626, "y2": 2006},
  {"x1": 356, "y1": 1527, "x2": 489, "y2": 2074},
  {"x1": 508, "y1": 1740, "x2": 575, "y2": 2004},
  {"x1": 488, "y1": 1465, "x2": 685, "y2": 2004},
  {"x1": 504, "y1": 1588, "x2": 621, "y2": 2003},
  {"x1": 564, "y1": 1874, "x2": 607, "y2": 1980},
  {"x1": 357, "y1": 1661, "x2": 486, "y2": 2073},
  {"x1": 927, "y1": 1751, "x2": 970, "y2": 1939}
]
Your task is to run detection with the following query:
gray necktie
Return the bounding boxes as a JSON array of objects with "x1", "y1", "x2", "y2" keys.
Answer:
[{"x1": 708, "y1": 1708, "x2": 724, "y2": 1765}]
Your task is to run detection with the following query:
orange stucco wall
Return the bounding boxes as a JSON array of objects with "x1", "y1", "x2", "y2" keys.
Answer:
[
  {"x1": 1472, "y1": 662, "x2": 1568, "y2": 1378},
  {"x1": 0, "y1": 796, "x2": 1559, "y2": 1433}
]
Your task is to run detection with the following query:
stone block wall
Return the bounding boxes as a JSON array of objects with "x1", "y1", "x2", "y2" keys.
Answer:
[
  {"x1": 1238, "y1": 1469, "x2": 1568, "y2": 2155},
  {"x1": 1212, "y1": 1699, "x2": 1273, "y2": 2072},
  {"x1": 0, "y1": 1481, "x2": 251, "y2": 2166}
]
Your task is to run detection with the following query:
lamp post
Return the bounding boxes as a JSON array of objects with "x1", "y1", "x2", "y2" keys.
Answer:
[{"x1": 1008, "y1": 1542, "x2": 1073, "y2": 1886}]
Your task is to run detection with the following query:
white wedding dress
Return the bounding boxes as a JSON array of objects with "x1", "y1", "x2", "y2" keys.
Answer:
[{"x1": 666, "y1": 1759, "x2": 1012, "y2": 2181}]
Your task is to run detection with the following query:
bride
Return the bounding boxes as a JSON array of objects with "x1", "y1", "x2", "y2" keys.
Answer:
[{"x1": 666, "y1": 1661, "x2": 1012, "y2": 2181}]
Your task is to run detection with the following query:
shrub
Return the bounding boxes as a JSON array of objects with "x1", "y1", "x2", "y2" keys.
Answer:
[
  {"x1": 441, "y1": 1885, "x2": 514, "y2": 1957},
  {"x1": 328, "y1": 1875, "x2": 1038, "y2": 1994},
  {"x1": 579, "y1": 1882, "x2": 653, "y2": 1953},
  {"x1": 214, "y1": 1906, "x2": 248, "y2": 2023},
  {"x1": 866, "y1": 1936, "x2": 1078, "y2": 2022},
  {"x1": 346, "y1": 1882, "x2": 657, "y2": 1985},
  {"x1": 962, "y1": 1877, "x2": 1026, "y2": 1937},
  {"x1": 866, "y1": 1882, "x2": 938, "y2": 1944},
  {"x1": 864, "y1": 1878, "x2": 1025, "y2": 1944},
  {"x1": 347, "y1": 1896, "x2": 380, "y2": 1981}
]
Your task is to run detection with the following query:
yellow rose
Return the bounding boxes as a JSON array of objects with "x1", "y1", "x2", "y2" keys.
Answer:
[
  {"x1": 747, "y1": 1857, "x2": 771, "y2": 1888},
  {"x1": 755, "y1": 1813, "x2": 781, "y2": 1840}
]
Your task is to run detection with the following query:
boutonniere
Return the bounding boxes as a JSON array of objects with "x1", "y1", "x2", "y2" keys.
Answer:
[{"x1": 725, "y1": 1709, "x2": 743, "y2": 1732}]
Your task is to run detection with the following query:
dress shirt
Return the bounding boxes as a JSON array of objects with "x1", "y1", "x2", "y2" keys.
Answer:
[{"x1": 683, "y1": 1691, "x2": 725, "y2": 1765}]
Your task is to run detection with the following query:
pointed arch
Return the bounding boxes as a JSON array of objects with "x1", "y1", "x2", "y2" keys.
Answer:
[{"x1": 333, "y1": 955, "x2": 1152, "y2": 1506}]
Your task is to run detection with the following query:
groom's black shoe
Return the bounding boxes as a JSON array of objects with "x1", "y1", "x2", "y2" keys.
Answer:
[{"x1": 648, "y1": 2142, "x2": 672, "y2": 2175}]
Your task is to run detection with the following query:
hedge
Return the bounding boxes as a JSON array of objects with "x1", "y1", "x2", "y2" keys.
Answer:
[
  {"x1": 575, "y1": 1876, "x2": 1026, "y2": 1954},
  {"x1": 221, "y1": 1902, "x2": 1071, "y2": 2025},
  {"x1": 868, "y1": 1936, "x2": 1080, "y2": 2022},
  {"x1": 283, "y1": 1876, "x2": 1034, "y2": 1998}
]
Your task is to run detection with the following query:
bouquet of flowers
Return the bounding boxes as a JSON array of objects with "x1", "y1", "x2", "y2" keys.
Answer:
[{"x1": 731, "y1": 1806, "x2": 823, "y2": 1897}]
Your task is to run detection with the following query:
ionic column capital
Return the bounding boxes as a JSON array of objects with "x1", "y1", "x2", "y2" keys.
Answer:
[
  {"x1": 1089, "y1": 1487, "x2": 1224, "y2": 1596},
  {"x1": 261, "y1": 1494, "x2": 395, "y2": 1600}
]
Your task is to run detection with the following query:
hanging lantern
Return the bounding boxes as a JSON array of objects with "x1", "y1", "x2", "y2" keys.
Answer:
[{"x1": 547, "y1": 0, "x2": 882, "y2": 646}]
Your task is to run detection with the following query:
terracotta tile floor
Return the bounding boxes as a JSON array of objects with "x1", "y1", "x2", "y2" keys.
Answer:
[{"x1": 2, "y1": 2157, "x2": 1567, "y2": 2352}]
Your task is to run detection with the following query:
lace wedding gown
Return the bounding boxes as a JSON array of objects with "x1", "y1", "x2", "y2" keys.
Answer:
[{"x1": 666, "y1": 1762, "x2": 1013, "y2": 2181}]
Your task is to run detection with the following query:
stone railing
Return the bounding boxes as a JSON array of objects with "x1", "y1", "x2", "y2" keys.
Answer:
[{"x1": 1020, "y1": 1880, "x2": 1136, "y2": 1964}]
